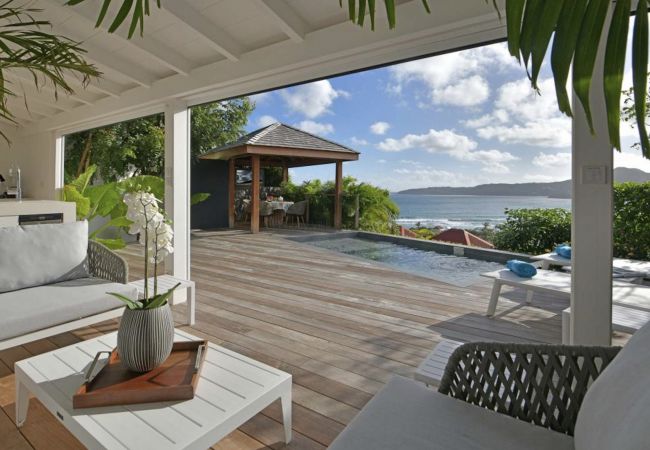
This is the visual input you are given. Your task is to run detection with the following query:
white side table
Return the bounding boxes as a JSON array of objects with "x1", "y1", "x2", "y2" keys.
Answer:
[{"x1": 130, "y1": 275, "x2": 195, "y2": 325}]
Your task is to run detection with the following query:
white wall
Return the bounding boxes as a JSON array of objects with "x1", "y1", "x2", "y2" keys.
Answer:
[
  {"x1": 0, "y1": 124, "x2": 19, "y2": 180},
  {"x1": 10, "y1": 127, "x2": 59, "y2": 200}
]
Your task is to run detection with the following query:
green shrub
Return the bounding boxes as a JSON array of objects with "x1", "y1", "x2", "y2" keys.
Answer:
[
  {"x1": 493, "y1": 208, "x2": 571, "y2": 254},
  {"x1": 613, "y1": 182, "x2": 650, "y2": 260}
]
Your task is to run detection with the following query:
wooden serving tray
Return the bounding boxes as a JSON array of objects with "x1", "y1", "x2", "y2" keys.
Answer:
[{"x1": 73, "y1": 340, "x2": 208, "y2": 409}]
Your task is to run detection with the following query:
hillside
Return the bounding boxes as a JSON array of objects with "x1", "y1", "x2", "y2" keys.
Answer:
[{"x1": 397, "y1": 167, "x2": 650, "y2": 198}]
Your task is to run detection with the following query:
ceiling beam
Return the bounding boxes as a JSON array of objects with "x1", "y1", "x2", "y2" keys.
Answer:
[
  {"x1": 163, "y1": 0, "x2": 244, "y2": 61},
  {"x1": 63, "y1": 74, "x2": 123, "y2": 99},
  {"x1": 254, "y1": 0, "x2": 309, "y2": 43},
  {"x1": 46, "y1": 0, "x2": 193, "y2": 76},
  {"x1": 52, "y1": 23, "x2": 156, "y2": 88},
  {"x1": 7, "y1": 71, "x2": 95, "y2": 106}
]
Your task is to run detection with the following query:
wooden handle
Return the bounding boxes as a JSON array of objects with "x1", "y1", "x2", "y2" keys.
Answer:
[
  {"x1": 194, "y1": 345, "x2": 205, "y2": 371},
  {"x1": 85, "y1": 351, "x2": 112, "y2": 383}
]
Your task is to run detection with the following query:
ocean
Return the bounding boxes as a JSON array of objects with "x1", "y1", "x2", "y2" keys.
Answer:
[{"x1": 391, "y1": 194, "x2": 572, "y2": 230}]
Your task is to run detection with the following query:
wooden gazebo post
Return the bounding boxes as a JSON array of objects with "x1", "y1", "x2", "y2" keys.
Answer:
[
  {"x1": 334, "y1": 161, "x2": 343, "y2": 229},
  {"x1": 250, "y1": 155, "x2": 261, "y2": 233},
  {"x1": 227, "y1": 159, "x2": 235, "y2": 228}
]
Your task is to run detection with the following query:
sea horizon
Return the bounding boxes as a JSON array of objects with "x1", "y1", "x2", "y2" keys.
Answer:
[{"x1": 390, "y1": 193, "x2": 572, "y2": 230}]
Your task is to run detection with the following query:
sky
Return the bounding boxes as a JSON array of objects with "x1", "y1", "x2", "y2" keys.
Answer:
[{"x1": 245, "y1": 40, "x2": 650, "y2": 192}]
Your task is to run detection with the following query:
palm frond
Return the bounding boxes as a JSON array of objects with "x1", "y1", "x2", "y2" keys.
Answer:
[
  {"x1": 0, "y1": 1, "x2": 99, "y2": 142},
  {"x1": 66, "y1": 0, "x2": 161, "y2": 38},
  {"x1": 342, "y1": 0, "x2": 650, "y2": 160}
]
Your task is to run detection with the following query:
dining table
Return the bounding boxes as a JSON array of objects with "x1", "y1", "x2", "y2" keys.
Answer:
[{"x1": 265, "y1": 200, "x2": 294, "y2": 226}]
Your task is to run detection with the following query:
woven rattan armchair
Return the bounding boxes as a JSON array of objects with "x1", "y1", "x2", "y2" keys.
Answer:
[
  {"x1": 87, "y1": 240, "x2": 129, "y2": 284},
  {"x1": 438, "y1": 342, "x2": 622, "y2": 436}
]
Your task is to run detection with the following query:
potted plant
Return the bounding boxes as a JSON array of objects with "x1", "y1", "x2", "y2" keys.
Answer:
[{"x1": 109, "y1": 191, "x2": 179, "y2": 372}]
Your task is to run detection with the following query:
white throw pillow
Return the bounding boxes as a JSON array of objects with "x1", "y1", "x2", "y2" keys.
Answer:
[
  {"x1": 0, "y1": 220, "x2": 89, "y2": 293},
  {"x1": 574, "y1": 322, "x2": 650, "y2": 450}
]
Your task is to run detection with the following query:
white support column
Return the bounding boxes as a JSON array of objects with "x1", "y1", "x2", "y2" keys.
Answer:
[
  {"x1": 570, "y1": 10, "x2": 613, "y2": 345},
  {"x1": 54, "y1": 135, "x2": 65, "y2": 199},
  {"x1": 164, "y1": 103, "x2": 191, "y2": 289}
]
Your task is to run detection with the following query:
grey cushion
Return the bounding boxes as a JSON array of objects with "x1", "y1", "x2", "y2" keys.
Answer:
[
  {"x1": 0, "y1": 278, "x2": 137, "y2": 341},
  {"x1": 574, "y1": 322, "x2": 650, "y2": 450},
  {"x1": 329, "y1": 376, "x2": 574, "y2": 450},
  {"x1": 0, "y1": 220, "x2": 89, "y2": 293}
]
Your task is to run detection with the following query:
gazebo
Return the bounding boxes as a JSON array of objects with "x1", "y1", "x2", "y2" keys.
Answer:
[{"x1": 199, "y1": 123, "x2": 359, "y2": 233}]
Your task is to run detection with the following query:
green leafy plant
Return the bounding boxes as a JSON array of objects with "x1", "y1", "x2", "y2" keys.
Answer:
[
  {"x1": 492, "y1": 208, "x2": 572, "y2": 254},
  {"x1": 613, "y1": 182, "x2": 650, "y2": 260},
  {"x1": 0, "y1": 1, "x2": 100, "y2": 140},
  {"x1": 493, "y1": 185, "x2": 650, "y2": 260},
  {"x1": 63, "y1": 165, "x2": 210, "y2": 249},
  {"x1": 281, "y1": 176, "x2": 399, "y2": 234}
]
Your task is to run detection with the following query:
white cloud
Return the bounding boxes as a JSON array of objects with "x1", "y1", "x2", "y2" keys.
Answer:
[
  {"x1": 378, "y1": 129, "x2": 517, "y2": 173},
  {"x1": 387, "y1": 42, "x2": 517, "y2": 107},
  {"x1": 523, "y1": 173, "x2": 564, "y2": 183},
  {"x1": 377, "y1": 159, "x2": 387, "y2": 164},
  {"x1": 532, "y1": 152, "x2": 571, "y2": 168},
  {"x1": 250, "y1": 92, "x2": 271, "y2": 104},
  {"x1": 257, "y1": 115, "x2": 277, "y2": 127},
  {"x1": 350, "y1": 136, "x2": 369, "y2": 146},
  {"x1": 433, "y1": 75, "x2": 490, "y2": 107},
  {"x1": 471, "y1": 78, "x2": 571, "y2": 148},
  {"x1": 378, "y1": 128, "x2": 477, "y2": 154},
  {"x1": 280, "y1": 80, "x2": 346, "y2": 118},
  {"x1": 294, "y1": 120, "x2": 334, "y2": 135},
  {"x1": 390, "y1": 167, "x2": 478, "y2": 188},
  {"x1": 614, "y1": 149, "x2": 650, "y2": 172},
  {"x1": 370, "y1": 121, "x2": 391, "y2": 135}
]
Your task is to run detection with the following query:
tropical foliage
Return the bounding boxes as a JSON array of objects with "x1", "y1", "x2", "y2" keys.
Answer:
[
  {"x1": 613, "y1": 182, "x2": 650, "y2": 260},
  {"x1": 63, "y1": 164, "x2": 209, "y2": 249},
  {"x1": 492, "y1": 208, "x2": 572, "y2": 254},
  {"x1": 493, "y1": 183, "x2": 650, "y2": 260},
  {"x1": 281, "y1": 176, "x2": 399, "y2": 234},
  {"x1": 0, "y1": 1, "x2": 99, "y2": 139},
  {"x1": 64, "y1": 99, "x2": 253, "y2": 183}
]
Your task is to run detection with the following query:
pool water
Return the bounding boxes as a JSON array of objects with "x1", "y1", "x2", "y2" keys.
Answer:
[{"x1": 308, "y1": 237, "x2": 503, "y2": 287}]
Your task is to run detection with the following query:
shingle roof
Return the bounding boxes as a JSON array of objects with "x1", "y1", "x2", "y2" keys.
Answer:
[{"x1": 204, "y1": 122, "x2": 359, "y2": 155}]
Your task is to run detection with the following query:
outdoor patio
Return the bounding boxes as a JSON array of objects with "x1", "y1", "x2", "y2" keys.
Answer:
[{"x1": 0, "y1": 229, "x2": 626, "y2": 450}]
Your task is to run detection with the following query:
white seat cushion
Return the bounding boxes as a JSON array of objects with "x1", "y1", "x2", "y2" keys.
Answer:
[
  {"x1": 574, "y1": 322, "x2": 650, "y2": 450},
  {"x1": 0, "y1": 278, "x2": 136, "y2": 341},
  {"x1": 0, "y1": 220, "x2": 89, "y2": 293},
  {"x1": 329, "y1": 375, "x2": 574, "y2": 450}
]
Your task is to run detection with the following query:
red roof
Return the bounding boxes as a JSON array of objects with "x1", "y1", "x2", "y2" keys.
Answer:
[{"x1": 432, "y1": 228, "x2": 494, "y2": 249}]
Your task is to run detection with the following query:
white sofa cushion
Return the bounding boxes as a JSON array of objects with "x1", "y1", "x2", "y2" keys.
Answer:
[
  {"x1": 0, "y1": 220, "x2": 89, "y2": 293},
  {"x1": 0, "y1": 278, "x2": 136, "y2": 341},
  {"x1": 574, "y1": 322, "x2": 650, "y2": 450},
  {"x1": 329, "y1": 375, "x2": 574, "y2": 450}
]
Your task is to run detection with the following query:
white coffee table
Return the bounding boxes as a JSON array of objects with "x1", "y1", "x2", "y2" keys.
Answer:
[{"x1": 14, "y1": 329, "x2": 292, "y2": 449}]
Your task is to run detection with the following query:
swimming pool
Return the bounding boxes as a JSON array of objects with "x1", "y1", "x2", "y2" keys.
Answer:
[{"x1": 307, "y1": 236, "x2": 503, "y2": 287}]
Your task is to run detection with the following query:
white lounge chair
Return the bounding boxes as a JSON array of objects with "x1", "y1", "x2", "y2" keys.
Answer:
[
  {"x1": 533, "y1": 252, "x2": 650, "y2": 280},
  {"x1": 414, "y1": 339, "x2": 463, "y2": 386},
  {"x1": 481, "y1": 269, "x2": 643, "y2": 316}
]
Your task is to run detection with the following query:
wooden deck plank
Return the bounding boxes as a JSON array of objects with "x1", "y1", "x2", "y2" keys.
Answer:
[{"x1": 0, "y1": 229, "x2": 578, "y2": 449}]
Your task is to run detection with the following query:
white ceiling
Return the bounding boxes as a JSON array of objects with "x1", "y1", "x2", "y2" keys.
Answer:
[{"x1": 7, "y1": 0, "x2": 505, "y2": 134}]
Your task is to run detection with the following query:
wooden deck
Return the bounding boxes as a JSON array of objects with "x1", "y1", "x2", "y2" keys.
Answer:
[{"x1": 0, "y1": 229, "x2": 602, "y2": 449}]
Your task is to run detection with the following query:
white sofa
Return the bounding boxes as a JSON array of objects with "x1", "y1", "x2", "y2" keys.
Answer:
[
  {"x1": 329, "y1": 323, "x2": 650, "y2": 450},
  {"x1": 0, "y1": 221, "x2": 137, "y2": 350}
]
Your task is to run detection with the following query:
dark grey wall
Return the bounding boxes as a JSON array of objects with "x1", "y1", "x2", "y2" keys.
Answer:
[{"x1": 191, "y1": 159, "x2": 228, "y2": 229}]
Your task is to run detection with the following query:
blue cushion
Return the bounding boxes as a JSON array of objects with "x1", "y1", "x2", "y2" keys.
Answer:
[
  {"x1": 506, "y1": 260, "x2": 537, "y2": 278},
  {"x1": 554, "y1": 245, "x2": 571, "y2": 259}
]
